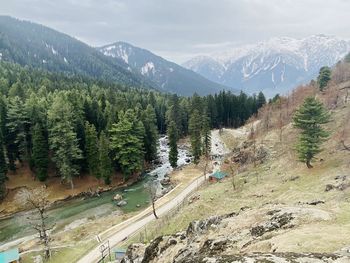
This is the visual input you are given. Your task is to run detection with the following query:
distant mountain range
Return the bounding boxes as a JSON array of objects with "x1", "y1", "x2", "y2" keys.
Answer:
[
  {"x1": 98, "y1": 42, "x2": 231, "y2": 96},
  {"x1": 183, "y1": 35, "x2": 350, "y2": 97},
  {"x1": 1, "y1": 16, "x2": 349, "y2": 97},
  {"x1": 0, "y1": 16, "x2": 228, "y2": 96}
]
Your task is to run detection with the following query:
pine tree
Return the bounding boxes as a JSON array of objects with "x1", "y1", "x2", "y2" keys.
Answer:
[
  {"x1": 257, "y1": 91, "x2": 266, "y2": 109},
  {"x1": 189, "y1": 109, "x2": 202, "y2": 164},
  {"x1": 167, "y1": 120, "x2": 178, "y2": 168},
  {"x1": 202, "y1": 114, "x2": 211, "y2": 158},
  {"x1": 6, "y1": 96, "x2": 30, "y2": 163},
  {"x1": 142, "y1": 105, "x2": 158, "y2": 162},
  {"x1": 32, "y1": 124, "x2": 49, "y2": 181},
  {"x1": 293, "y1": 97, "x2": 330, "y2": 168},
  {"x1": 202, "y1": 113, "x2": 211, "y2": 179},
  {"x1": 84, "y1": 122, "x2": 99, "y2": 178},
  {"x1": 317, "y1": 66, "x2": 332, "y2": 91},
  {"x1": 99, "y1": 132, "x2": 113, "y2": 185},
  {"x1": 48, "y1": 96, "x2": 82, "y2": 189},
  {"x1": 0, "y1": 131, "x2": 7, "y2": 200},
  {"x1": 110, "y1": 110, "x2": 145, "y2": 181}
]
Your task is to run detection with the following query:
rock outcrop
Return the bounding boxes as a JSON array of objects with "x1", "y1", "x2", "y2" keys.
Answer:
[{"x1": 122, "y1": 206, "x2": 349, "y2": 263}]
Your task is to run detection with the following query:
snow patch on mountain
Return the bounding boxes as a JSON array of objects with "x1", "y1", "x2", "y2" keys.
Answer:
[
  {"x1": 101, "y1": 44, "x2": 129, "y2": 63},
  {"x1": 184, "y1": 35, "x2": 350, "y2": 96},
  {"x1": 141, "y1": 62, "x2": 155, "y2": 75}
]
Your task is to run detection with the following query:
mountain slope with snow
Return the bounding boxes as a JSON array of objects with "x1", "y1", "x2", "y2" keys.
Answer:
[
  {"x1": 98, "y1": 42, "x2": 233, "y2": 96},
  {"x1": 183, "y1": 35, "x2": 350, "y2": 97},
  {"x1": 0, "y1": 16, "x2": 156, "y2": 88}
]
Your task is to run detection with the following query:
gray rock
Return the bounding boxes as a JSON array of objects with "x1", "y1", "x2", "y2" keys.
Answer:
[{"x1": 117, "y1": 200, "x2": 128, "y2": 206}]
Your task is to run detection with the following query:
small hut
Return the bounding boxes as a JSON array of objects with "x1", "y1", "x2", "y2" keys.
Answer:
[
  {"x1": 209, "y1": 171, "x2": 228, "y2": 183},
  {"x1": 0, "y1": 248, "x2": 20, "y2": 263}
]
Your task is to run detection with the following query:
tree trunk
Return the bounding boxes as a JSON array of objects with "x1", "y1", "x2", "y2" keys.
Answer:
[
  {"x1": 70, "y1": 179, "x2": 74, "y2": 189},
  {"x1": 306, "y1": 159, "x2": 313, "y2": 169},
  {"x1": 203, "y1": 158, "x2": 208, "y2": 180},
  {"x1": 152, "y1": 200, "x2": 158, "y2": 219}
]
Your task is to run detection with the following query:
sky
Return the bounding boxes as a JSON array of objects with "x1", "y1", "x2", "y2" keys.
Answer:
[{"x1": 1, "y1": 0, "x2": 350, "y2": 63}]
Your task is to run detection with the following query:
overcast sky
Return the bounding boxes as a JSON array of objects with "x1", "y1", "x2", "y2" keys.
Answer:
[{"x1": 2, "y1": 0, "x2": 350, "y2": 63}]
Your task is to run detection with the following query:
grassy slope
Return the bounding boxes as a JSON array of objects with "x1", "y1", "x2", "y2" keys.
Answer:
[{"x1": 124, "y1": 88, "x2": 350, "y2": 253}]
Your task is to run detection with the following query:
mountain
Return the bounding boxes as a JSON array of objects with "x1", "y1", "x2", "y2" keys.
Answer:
[
  {"x1": 0, "y1": 16, "x2": 153, "y2": 88},
  {"x1": 183, "y1": 35, "x2": 350, "y2": 97},
  {"x1": 98, "y1": 42, "x2": 232, "y2": 96}
]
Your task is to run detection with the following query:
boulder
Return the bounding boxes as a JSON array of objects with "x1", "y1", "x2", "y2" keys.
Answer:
[
  {"x1": 113, "y1": 194, "x2": 123, "y2": 201},
  {"x1": 250, "y1": 212, "x2": 294, "y2": 237},
  {"x1": 117, "y1": 200, "x2": 128, "y2": 207},
  {"x1": 161, "y1": 178, "x2": 171, "y2": 185},
  {"x1": 121, "y1": 243, "x2": 146, "y2": 263}
]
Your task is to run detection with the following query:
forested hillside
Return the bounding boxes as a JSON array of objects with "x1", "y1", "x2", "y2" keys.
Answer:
[
  {"x1": 0, "y1": 16, "x2": 153, "y2": 89},
  {"x1": 0, "y1": 61, "x2": 264, "y2": 199}
]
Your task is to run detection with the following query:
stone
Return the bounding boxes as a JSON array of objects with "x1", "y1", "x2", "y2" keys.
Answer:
[
  {"x1": 250, "y1": 212, "x2": 294, "y2": 237},
  {"x1": 161, "y1": 178, "x2": 171, "y2": 185},
  {"x1": 117, "y1": 200, "x2": 128, "y2": 206},
  {"x1": 325, "y1": 184, "x2": 335, "y2": 192},
  {"x1": 307, "y1": 200, "x2": 325, "y2": 206},
  {"x1": 113, "y1": 193, "x2": 123, "y2": 201}
]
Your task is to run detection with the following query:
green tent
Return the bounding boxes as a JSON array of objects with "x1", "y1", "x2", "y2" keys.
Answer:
[{"x1": 210, "y1": 171, "x2": 228, "y2": 180}]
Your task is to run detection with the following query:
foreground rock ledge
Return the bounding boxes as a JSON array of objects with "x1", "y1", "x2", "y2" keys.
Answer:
[{"x1": 175, "y1": 253, "x2": 350, "y2": 263}]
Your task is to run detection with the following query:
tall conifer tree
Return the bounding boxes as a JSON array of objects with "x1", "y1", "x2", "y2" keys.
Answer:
[
  {"x1": 32, "y1": 124, "x2": 49, "y2": 181},
  {"x1": 293, "y1": 97, "x2": 330, "y2": 168}
]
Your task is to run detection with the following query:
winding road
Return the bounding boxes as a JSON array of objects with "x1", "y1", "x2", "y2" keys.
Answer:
[
  {"x1": 77, "y1": 130, "x2": 228, "y2": 263},
  {"x1": 77, "y1": 175, "x2": 205, "y2": 263}
]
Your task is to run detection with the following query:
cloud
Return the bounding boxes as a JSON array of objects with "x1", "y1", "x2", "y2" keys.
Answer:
[{"x1": 1, "y1": 0, "x2": 350, "y2": 63}]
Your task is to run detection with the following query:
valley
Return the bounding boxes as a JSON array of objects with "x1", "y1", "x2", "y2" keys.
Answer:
[{"x1": 1, "y1": 3, "x2": 350, "y2": 263}]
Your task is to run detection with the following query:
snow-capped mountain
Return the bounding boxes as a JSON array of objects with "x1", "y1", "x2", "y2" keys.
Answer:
[
  {"x1": 98, "y1": 42, "x2": 233, "y2": 96},
  {"x1": 183, "y1": 35, "x2": 350, "y2": 97}
]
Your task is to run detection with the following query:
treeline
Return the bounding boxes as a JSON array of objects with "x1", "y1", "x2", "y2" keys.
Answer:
[{"x1": 0, "y1": 62, "x2": 265, "y2": 199}]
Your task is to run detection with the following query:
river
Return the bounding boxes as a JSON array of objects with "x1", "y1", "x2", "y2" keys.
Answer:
[{"x1": 0, "y1": 135, "x2": 190, "y2": 247}]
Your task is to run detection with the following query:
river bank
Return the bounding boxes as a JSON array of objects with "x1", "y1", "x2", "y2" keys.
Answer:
[{"x1": 0, "y1": 135, "x2": 191, "y2": 249}]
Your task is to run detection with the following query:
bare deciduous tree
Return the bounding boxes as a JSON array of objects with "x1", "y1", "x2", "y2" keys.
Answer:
[
  {"x1": 16, "y1": 187, "x2": 52, "y2": 259},
  {"x1": 146, "y1": 180, "x2": 159, "y2": 219}
]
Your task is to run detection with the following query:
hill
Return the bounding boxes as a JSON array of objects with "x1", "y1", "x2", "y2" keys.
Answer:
[
  {"x1": 98, "y1": 42, "x2": 233, "y2": 96},
  {"x1": 120, "y1": 58, "x2": 350, "y2": 262},
  {"x1": 0, "y1": 16, "x2": 153, "y2": 88},
  {"x1": 184, "y1": 35, "x2": 350, "y2": 97}
]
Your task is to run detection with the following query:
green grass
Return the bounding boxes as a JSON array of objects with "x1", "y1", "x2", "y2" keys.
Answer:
[{"x1": 21, "y1": 240, "x2": 98, "y2": 263}]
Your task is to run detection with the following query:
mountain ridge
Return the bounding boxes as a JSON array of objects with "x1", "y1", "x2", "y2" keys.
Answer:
[
  {"x1": 0, "y1": 16, "x2": 158, "y2": 89},
  {"x1": 98, "y1": 41, "x2": 235, "y2": 96},
  {"x1": 183, "y1": 35, "x2": 350, "y2": 97}
]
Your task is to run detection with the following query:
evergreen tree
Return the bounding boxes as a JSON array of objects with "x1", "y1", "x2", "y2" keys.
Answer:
[
  {"x1": 293, "y1": 97, "x2": 330, "y2": 168},
  {"x1": 0, "y1": 131, "x2": 7, "y2": 200},
  {"x1": 167, "y1": 120, "x2": 178, "y2": 168},
  {"x1": 166, "y1": 94, "x2": 182, "y2": 136},
  {"x1": 6, "y1": 96, "x2": 30, "y2": 163},
  {"x1": 189, "y1": 109, "x2": 202, "y2": 164},
  {"x1": 202, "y1": 114, "x2": 211, "y2": 159},
  {"x1": 31, "y1": 124, "x2": 49, "y2": 181},
  {"x1": 317, "y1": 66, "x2": 332, "y2": 91},
  {"x1": 202, "y1": 113, "x2": 211, "y2": 179},
  {"x1": 142, "y1": 105, "x2": 158, "y2": 162},
  {"x1": 257, "y1": 91, "x2": 266, "y2": 109},
  {"x1": 48, "y1": 96, "x2": 82, "y2": 189},
  {"x1": 84, "y1": 122, "x2": 99, "y2": 178},
  {"x1": 110, "y1": 110, "x2": 145, "y2": 181},
  {"x1": 99, "y1": 132, "x2": 113, "y2": 185}
]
